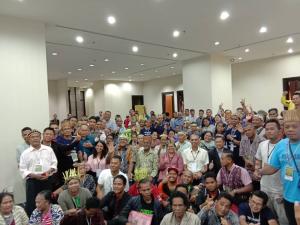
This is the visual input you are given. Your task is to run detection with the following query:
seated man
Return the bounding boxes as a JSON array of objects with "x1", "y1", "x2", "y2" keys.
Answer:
[
  {"x1": 157, "y1": 167, "x2": 179, "y2": 207},
  {"x1": 180, "y1": 170, "x2": 200, "y2": 210},
  {"x1": 160, "y1": 191, "x2": 201, "y2": 225},
  {"x1": 60, "y1": 197, "x2": 105, "y2": 225},
  {"x1": 217, "y1": 150, "x2": 253, "y2": 204},
  {"x1": 112, "y1": 178, "x2": 164, "y2": 225},
  {"x1": 198, "y1": 192, "x2": 239, "y2": 225},
  {"x1": 196, "y1": 172, "x2": 220, "y2": 214},
  {"x1": 239, "y1": 190, "x2": 278, "y2": 225},
  {"x1": 57, "y1": 169, "x2": 92, "y2": 215}
]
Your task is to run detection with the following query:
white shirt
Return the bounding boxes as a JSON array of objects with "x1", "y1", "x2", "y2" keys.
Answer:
[
  {"x1": 97, "y1": 169, "x2": 129, "y2": 195},
  {"x1": 182, "y1": 147, "x2": 209, "y2": 173},
  {"x1": 255, "y1": 140, "x2": 283, "y2": 194},
  {"x1": 19, "y1": 144, "x2": 58, "y2": 179}
]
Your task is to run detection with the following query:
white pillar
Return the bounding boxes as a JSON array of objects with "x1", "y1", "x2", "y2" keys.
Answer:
[
  {"x1": 0, "y1": 16, "x2": 49, "y2": 201},
  {"x1": 182, "y1": 54, "x2": 232, "y2": 113}
]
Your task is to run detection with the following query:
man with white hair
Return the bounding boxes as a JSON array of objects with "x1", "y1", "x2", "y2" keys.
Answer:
[{"x1": 252, "y1": 114, "x2": 265, "y2": 139}]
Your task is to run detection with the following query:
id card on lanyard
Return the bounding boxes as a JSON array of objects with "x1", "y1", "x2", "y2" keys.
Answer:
[{"x1": 287, "y1": 141, "x2": 300, "y2": 186}]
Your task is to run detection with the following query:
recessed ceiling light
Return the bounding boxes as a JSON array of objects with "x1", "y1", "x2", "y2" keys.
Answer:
[
  {"x1": 214, "y1": 41, "x2": 220, "y2": 46},
  {"x1": 132, "y1": 45, "x2": 139, "y2": 53},
  {"x1": 172, "y1": 52, "x2": 178, "y2": 58},
  {"x1": 238, "y1": 57, "x2": 243, "y2": 60},
  {"x1": 124, "y1": 67, "x2": 129, "y2": 70},
  {"x1": 77, "y1": 68, "x2": 82, "y2": 71},
  {"x1": 140, "y1": 63, "x2": 144, "y2": 66},
  {"x1": 67, "y1": 72, "x2": 72, "y2": 74},
  {"x1": 259, "y1": 26, "x2": 268, "y2": 33},
  {"x1": 220, "y1": 11, "x2": 230, "y2": 20},
  {"x1": 75, "y1": 80, "x2": 79, "y2": 83},
  {"x1": 84, "y1": 78, "x2": 88, "y2": 81},
  {"x1": 51, "y1": 52, "x2": 58, "y2": 56},
  {"x1": 75, "y1": 36, "x2": 84, "y2": 43},
  {"x1": 245, "y1": 48, "x2": 250, "y2": 53},
  {"x1": 286, "y1": 37, "x2": 294, "y2": 44},
  {"x1": 288, "y1": 48, "x2": 294, "y2": 54},
  {"x1": 107, "y1": 16, "x2": 116, "y2": 25},
  {"x1": 129, "y1": 79, "x2": 132, "y2": 82},
  {"x1": 112, "y1": 71, "x2": 116, "y2": 74},
  {"x1": 170, "y1": 66, "x2": 175, "y2": 69},
  {"x1": 89, "y1": 64, "x2": 95, "y2": 67},
  {"x1": 173, "y1": 30, "x2": 180, "y2": 38}
]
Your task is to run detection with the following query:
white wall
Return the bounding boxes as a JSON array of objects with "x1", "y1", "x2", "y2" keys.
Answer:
[
  {"x1": 232, "y1": 53, "x2": 300, "y2": 111},
  {"x1": 48, "y1": 79, "x2": 68, "y2": 120},
  {"x1": 143, "y1": 75, "x2": 183, "y2": 113},
  {"x1": 0, "y1": 16, "x2": 49, "y2": 201}
]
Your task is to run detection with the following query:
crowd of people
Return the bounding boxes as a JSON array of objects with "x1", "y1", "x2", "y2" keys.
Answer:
[{"x1": 1, "y1": 92, "x2": 300, "y2": 225}]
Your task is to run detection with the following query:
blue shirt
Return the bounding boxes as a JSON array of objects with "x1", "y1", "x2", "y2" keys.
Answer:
[
  {"x1": 78, "y1": 135, "x2": 95, "y2": 156},
  {"x1": 269, "y1": 138, "x2": 300, "y2": 202}
]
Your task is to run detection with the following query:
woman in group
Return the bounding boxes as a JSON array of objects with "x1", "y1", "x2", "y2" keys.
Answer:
[
  {"x1": 201, "y1": 118, "x2": 215, "y2": 134},
  {"x1": 100, "y1": 175, "x2": 131, "y2": 223},
  {"x1": 0, "y1": 192, "x2": 28, "y2": 225},
  {"x1": 86, "y1": 141, "x2": 109, "y2": 178},
  {"x1": 158, "y1": 142, "x2": 184, "y2": 182},
  {"x1": 200, "y1": 131, "x2": 215, "y2": 151},
  {"x1": 29, "y1": 190, "x2": 64, "y2": 225},
  {"x1": 57, "y1": 169, "x2": 92, "y2": 215},
  {"x1": 77, "y1": 163, "x2": 96, "y2": 195},
  {"x1": 215, "y1": 122, "x2": 226, "y2": 136}
]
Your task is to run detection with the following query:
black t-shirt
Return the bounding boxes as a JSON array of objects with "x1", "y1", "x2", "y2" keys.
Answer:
[
  {"x1": 140, "y1": 197, "x2": 154, "y2": 215},
  {"x1": 239, "y1": 202, "x2": 275, "y2": 225}
]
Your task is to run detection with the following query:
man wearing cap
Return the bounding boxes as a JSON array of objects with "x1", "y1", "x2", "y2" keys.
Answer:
[
  {"x1": 19, "y1": 129, "x2": 58, "y2": 215},
  {"x1": 252, "y1": 114, "x2": 266, "y2": 139},
  {"x1": 157, "y1": 167, "x2": 179, "y2": 207},
  {"x1": 175, "y1": 132, "x2": 191, "y2": 155},
  {"x1": 261, "y1": 109, "x2": 300, "y2": 225},
  {"x1": 182, "y1": 134, "x2": 209, "y2": 184}
]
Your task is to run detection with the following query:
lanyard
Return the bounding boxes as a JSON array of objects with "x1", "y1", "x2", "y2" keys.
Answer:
[
  {"x1": 86, "y1": 217, "x2": 91, "y2": 225},
  {"x1": 288, "y1": 141, "x2": 300, "y2": 175},
  {"x1": 250, "y1": 210, "x2": 260, "y2": 223},
  {"x1": 191, "y1": 150, "x2": 199, "y2": 161},
  {"x1": 267, "y1": 141, "x2": 275, "y2": 159}
]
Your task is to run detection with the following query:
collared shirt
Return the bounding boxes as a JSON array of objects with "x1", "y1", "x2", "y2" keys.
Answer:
[
  {"x1": 134, "y1": 147, "x2": 158, "y2": 177},
  {"x1": 182, "y1": 147, "x2": 209, "y2": 173},
  {"x1": 106, "y1": 119, "x2": 117, "y2": 132},
  {"x1": 198, "y1": 207, "x2": 239, "y2": 225},
  {"x1": 160, "y1": 212, "x2": 201, "y2": 225},
  {"x1": 16, "y1": 142, "x2": 29, "y2": 164},
  {"x1": 175, "y1": 140, "x2": 191, "y2": 155},
  {"x1": 19, "y1": 144, "x2": 58, "y2": 179},
  {"x1": 97, "y1": 169, "x2": 129, "y2": 195},
  {"x1": 239, "y1": 134, "x2": 265, "y2": 161}
]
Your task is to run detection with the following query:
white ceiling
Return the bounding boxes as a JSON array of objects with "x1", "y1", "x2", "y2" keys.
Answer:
[{"x1": 1, "y1": 0, "x2": 300, "y2": 85}]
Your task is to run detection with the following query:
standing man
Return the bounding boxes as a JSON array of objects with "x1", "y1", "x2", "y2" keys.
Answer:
[
  {"x1": 252, "y1": 114, "x2": 266, "y2": 138},
  {"x1": 182, "y1": 134, "x2": 209, "y2": 184},
  {"x1": 255, "y1": 119, "x2": 288, "y2": 225},
  {"x1": 196, "y1": 109, "x2": 204, "y2": 127},
  {"x1": 261, "y1": 109, "x2": 300, "y2": 225},
  {"x1": 19, "y1": 129, "x2": 57, "y2": 215},
  {"x1": 16, "y1": 127, "x2": 32, "y2": 164}
]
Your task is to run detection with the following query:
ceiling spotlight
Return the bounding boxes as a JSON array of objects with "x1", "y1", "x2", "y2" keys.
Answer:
[
  {"x1": 112, "y1": 71, "x2": 116, "y2": 74},
  {"x1": 132, "y1": 45, "x2": 139, "y2": 53},
  {"x1": 75, "y1": 36, "x2": 84, "y2": 43},
  {"x1": 214, "y1": 41, "x2": 220, "y2": 46},
  {"x1": 172, "y1": 52, "x2": 178, "y2": 58},
  {"x1": 124, "y1": 67, "x2": 129, "y2": 70},
  {"x1": 89, "y1": 64, "x2": 95, "y2": 67},
  {"x1": 238, "y1": 57, "x2": 243, "y2": 60},
  {"x1": 129, "y1": 79, "x2": 132, "y2": 82},
  {"x1": 67, "y1": 72, "x2": 72, "y2": 74},
  {"x1": 84, "y1": 78, "x2": 88, "y2": 81},
  {"x1": 259, "y1": 26, "x2": 268, "y2": 33},
  {"x1": 51, "y1": 52, "x2": 58, "y2": 56},
  {"x1": 77, "y1": 68, "x2": 82, "y2": 71},
  {"x1": 245, "y1": 48, "x2": 250, "y2": 53},
  {"x1": 173, "y1": 30, "x2": 180, "y2": 38},
  {"x1": 288, "y1": 48, "x2": 294, "y2": 54},
  {"x1": 170, "y1": 66, "x2": 175, "y2": 69},
  {"x1": 75, "y1": 80, "x2": 79, "y2": 83},
  {"x1": 107, "y1": 16, "x2": 116, "y2": 25},
  {"x1": 104, "y1": 58, "x2": 109, "y2": 62},
  {"x1": 140, "y1": 63, "x2": 145, "y2": 66},
  {"x1": 286, "y1": 37, "x2": 294, "y2": 44},
  {"x1": 220, "y1": 11, "x2": 230, "y2": 20}
]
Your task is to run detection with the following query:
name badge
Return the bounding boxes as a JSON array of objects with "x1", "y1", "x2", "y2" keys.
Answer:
[
  {"x1": 71, "y1": 150, "x2": 78, "y2": 162},
  {"x1": 285, "y1": 166, "x2": 294, "y2": 181},
  {"x1": 34, "y1": 164, "x2": 43, "y2": 173}
]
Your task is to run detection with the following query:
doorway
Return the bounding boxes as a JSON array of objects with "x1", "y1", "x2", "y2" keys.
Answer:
[
  {"x1": 68, "y1": 87, "x2": 86, "y2": 118},
  {"x1": 177, "y1": 90, "x2": 184, "y2": 112},
  {"x1": 132, "y1": 95, "x2": 144, "y2": 110},
  {"x1": 162, "y1": 92, "x2": 174, "y2": 117}
]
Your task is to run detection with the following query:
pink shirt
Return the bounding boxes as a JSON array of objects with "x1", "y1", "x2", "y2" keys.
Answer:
[
  {"x1": 158, "y1": 152, "x2": 184, "y2": 181},
  {"x1": 86, "y1": 155, "x2": 108, "y2": 174}
]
